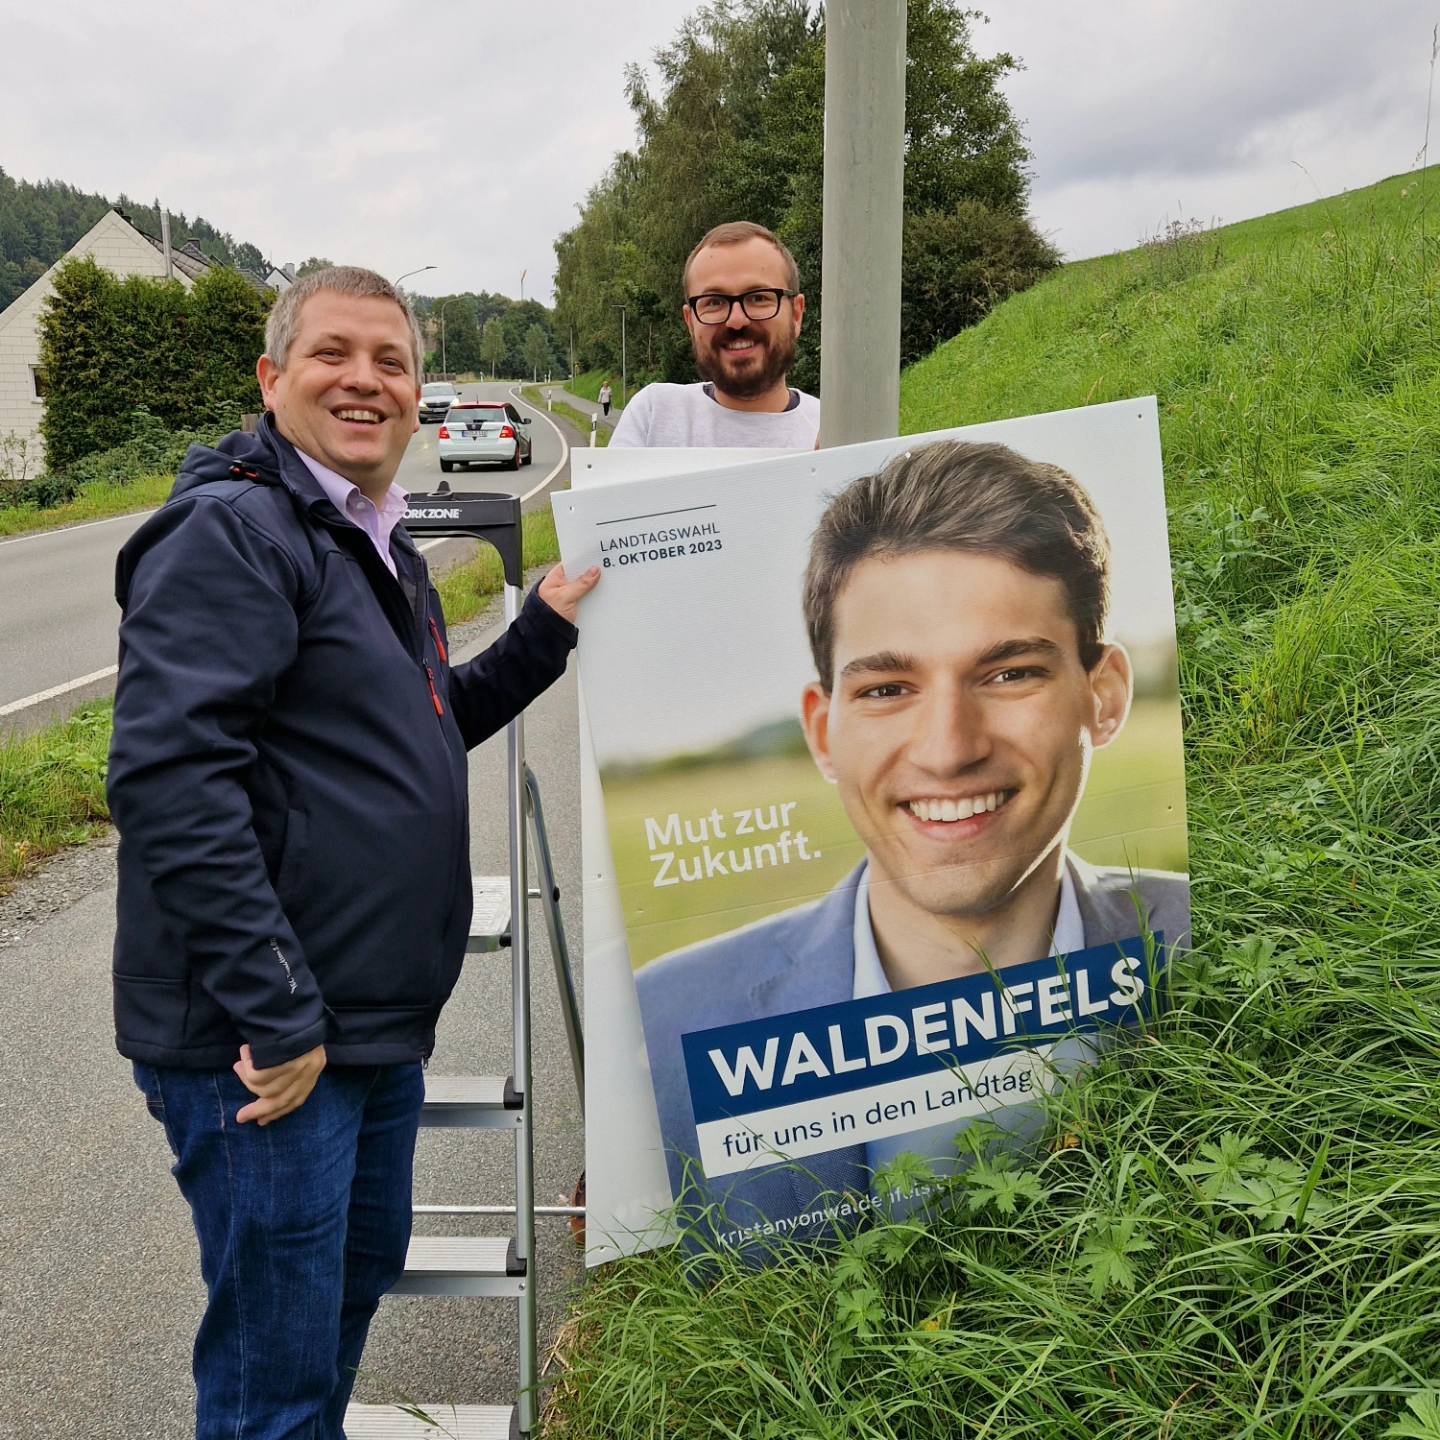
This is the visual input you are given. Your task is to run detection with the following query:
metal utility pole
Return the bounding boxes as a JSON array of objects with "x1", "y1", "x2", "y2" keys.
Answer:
[
  {"x1": 818, "y1": 0, "x2": 906, "y2": 447},
  {"x1": 619, "y1": 306, "x2": 628, "y2": 409},
  {"x1": 160, "y1": 208, "x2": 173, "y2": 280}
]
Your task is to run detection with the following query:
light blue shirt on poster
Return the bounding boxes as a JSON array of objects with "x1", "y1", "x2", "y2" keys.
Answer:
[{"x1": 852, "y1": 863, "x2": 1084, "y2": 1200}]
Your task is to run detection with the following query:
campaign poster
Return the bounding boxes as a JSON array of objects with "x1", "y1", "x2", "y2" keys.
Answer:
[{"x1": 553, "y1": 401, "x2": 1190, "y2": 1263}]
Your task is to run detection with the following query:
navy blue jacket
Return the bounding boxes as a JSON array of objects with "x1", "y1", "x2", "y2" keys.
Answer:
[{"x1": 109, "y1": 417, "x2": 576, "y2": 1070}]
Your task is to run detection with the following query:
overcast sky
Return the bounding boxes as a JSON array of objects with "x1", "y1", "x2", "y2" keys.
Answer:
[{"x1": 1, "y1": 1, "x2": 1432, "y2": 303}]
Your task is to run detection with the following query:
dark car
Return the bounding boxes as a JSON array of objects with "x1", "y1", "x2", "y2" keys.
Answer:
[{"x1": 419, "y1": 382, "x2": 460, "y2": 423}]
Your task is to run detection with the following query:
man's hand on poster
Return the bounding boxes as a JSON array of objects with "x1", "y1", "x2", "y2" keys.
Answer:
[
  {"x1": 234, "y1": 1043, "x2": 327, "y2": 1125},
  {"x1": 539, "y1": 561, "x2": 602, "y2": 623}
]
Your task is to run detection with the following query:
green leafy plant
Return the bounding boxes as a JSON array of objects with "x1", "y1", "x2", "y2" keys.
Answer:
[
  {"x1": 1077, "y1": 1216, "x2": 1154, "y2": 1298},
  {"x1": 960, "y1": 1155, "x2": 1048, "y2": 1217},
  {"x1": 1388, "y1": 1394, "x2": 1440, "y2": 1439}
]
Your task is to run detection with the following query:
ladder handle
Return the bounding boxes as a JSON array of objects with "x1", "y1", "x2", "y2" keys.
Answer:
[{"x1": 524, "y1": 765, "x2": 586, "y2": 1110}]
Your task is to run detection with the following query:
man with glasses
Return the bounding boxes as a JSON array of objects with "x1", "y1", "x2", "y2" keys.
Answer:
[{"x1": 610, "y1": 221, "x2": 820, "y2": 448}]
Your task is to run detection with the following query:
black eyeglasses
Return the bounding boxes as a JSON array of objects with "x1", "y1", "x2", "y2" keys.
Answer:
[{"x1": 687, "y1": 288, "x2": 798, "y2": 325}]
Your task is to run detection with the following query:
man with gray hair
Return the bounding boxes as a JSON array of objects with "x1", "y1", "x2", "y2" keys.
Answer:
[{"x1": 110, "y1": 266, "x2": 598, "y2": 1436}]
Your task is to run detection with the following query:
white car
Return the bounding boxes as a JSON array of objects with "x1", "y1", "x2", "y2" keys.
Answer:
[{"x1": 437, "y1": 402, "x2": 533, "y2": 472}]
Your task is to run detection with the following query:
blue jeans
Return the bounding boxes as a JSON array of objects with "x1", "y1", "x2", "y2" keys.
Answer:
[{"x1": 133, "y1": 1061, "x2": 425, "y2": 1440}]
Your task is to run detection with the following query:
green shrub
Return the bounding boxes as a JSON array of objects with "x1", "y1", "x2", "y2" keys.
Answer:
[
  {"x1": 0, "y1": 429, "x2": 40, "y2": 504},
  {"x1": 5, "y1": 404, "x2": 241, "y2": 511},
  {"x1": 38, "y1": 256, "x2": 266, "y2": 471},
  {"x1": 900, "y1": 200, "x2": 1060, "y2": 365}
]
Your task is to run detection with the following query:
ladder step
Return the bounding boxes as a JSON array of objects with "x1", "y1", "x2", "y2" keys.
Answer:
[
  {"x1": 421, "y1": 1074, "x2": 523, "y2": 1129},
  {"x1": 343, "y1": 1402, "x2": 518, "y2": 1439},
  {"x1": 393, "y1": 1236, "x2": 525, "y2": 1298},
  {"x1": 468, "y1": 874, "x2": 512, "y2": 953}
]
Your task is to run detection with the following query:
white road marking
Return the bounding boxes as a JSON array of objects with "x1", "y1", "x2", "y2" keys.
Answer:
[
  {"x1": 1, "y1": 398, "x2": 562, "y2": 551},
  {"x1": 507, "y1": 387, "x2": 570, "y2": 501},
  {"x1": 0, "y1": 510, "x2": 156, "y2": 547},
  {"x1": 0, "y1": 666, "x2": 119, "y2": 718},
  {"x1": 2, "y1": 408, "x2": 554, "y2": 716}
]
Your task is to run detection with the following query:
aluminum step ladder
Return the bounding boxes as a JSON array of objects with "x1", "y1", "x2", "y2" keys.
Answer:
[{"x1": 346, "y1": 491, "x2": 585, "y2": 1440}]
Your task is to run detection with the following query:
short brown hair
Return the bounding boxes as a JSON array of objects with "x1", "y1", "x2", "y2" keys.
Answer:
[
  {"x1": 264, "y1": 266, "x2": 424, "y2": 378},
  {"x1": 682, "y1": 221, "x2": 800, "y2": 294},
  {"x1": 802, "y1": 441, "x2": 1113, "y2": 688}
]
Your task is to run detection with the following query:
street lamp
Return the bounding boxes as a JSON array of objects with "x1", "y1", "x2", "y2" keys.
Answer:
[
  {"x1": 618, "y1": 305, "x2": 628, "y2": 410},
  {"x1": 394, "y1": 264, "x2": 436, "y2": 290}
]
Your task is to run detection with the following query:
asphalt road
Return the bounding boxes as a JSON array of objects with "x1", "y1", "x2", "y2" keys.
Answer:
[
  {"x1": 0, "y1": 381, "x2": 568, "y2": 734},
  {"x1": 1, "y1": 598, "x2": 590, "y2": 1437}
]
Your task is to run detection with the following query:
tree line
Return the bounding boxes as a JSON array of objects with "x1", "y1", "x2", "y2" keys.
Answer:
[
  {"x1": 0, "y1": 168, "x2": 281, "y2": 313},
  {"x1": 552, "y1": 0, "x2": 1059, "y2": 392},
  {"x1": 412, "y1": 292, "x2": 561, "y2": 380}
]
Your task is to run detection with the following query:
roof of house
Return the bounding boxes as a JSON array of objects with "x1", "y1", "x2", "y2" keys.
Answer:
[
  {"x1": 136, "y1": 227, "x2": 213, "y2": 282},
  {"x1": 236, "y1": 266, "x2": 278, "y2": 294},
  {"x1": 0, "y1": 208, "x2": 292, "y2": 335}
]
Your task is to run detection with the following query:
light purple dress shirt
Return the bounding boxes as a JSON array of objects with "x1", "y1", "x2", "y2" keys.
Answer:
[{"x1": 295, "y1": 449, "x2": 409, "y2": 579}]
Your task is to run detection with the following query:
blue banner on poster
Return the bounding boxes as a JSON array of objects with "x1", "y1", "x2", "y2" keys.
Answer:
[{"x1": 682, "y1": 934, "x2": 1165, "y2": 1128}]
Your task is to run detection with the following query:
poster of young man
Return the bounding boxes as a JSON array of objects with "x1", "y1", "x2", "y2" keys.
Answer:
[{"x1": 554, "y1": 399, "x2": 1191, "y2": 1262}]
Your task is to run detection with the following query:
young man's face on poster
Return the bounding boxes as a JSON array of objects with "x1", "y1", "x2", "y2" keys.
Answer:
[{"x1": 800, "y1": 547, "x2": 1133, "y2": 929}]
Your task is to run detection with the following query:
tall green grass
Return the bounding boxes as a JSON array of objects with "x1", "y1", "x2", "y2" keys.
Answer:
[
  {"x1": 543, "y1": 169, "x2": 1440, "y2": 1437},
  {"x1": 0, "y1": 471, "x2": 173, "y2": 537},
  {"x1": 522, "y1": 386, "x2": 612, "y2": 446},
  {"x1": 568, "y1": 368, "x2": 627, "y2": 411},
  {"x1": 0, "y1": 701, "x2": 112, "y2": 884},
  {"x1": 433, "y1": 508, "x2": 561, "y2": 626}
]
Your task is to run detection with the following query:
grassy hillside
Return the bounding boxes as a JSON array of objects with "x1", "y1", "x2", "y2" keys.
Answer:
[{"x1": 545, "y1": 169, "x2": 1440, "y2": 1438}]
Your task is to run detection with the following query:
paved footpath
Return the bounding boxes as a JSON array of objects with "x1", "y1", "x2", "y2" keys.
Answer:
[
  {"x1": 542, "y1": 385, "x2": 623, "y2": 435},
  {"x1": 0, "y1": 592, "x2": 588, "y2": 1438}
]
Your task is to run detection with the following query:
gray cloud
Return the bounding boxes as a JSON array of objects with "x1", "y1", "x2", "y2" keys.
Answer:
[
  {"x1": 1, "y1": 0, "x2": 697, "y2": 299},
  {"x1": 2, "y1": 0, "x2": 1430, "y2": 289},
  {"x1": 979, "y1": 0, "x2": 1433, "y2": 256}
]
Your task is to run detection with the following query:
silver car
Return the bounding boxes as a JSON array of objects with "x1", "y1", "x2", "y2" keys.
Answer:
[
  {"x1": 438, "y1": 402, "x2": 533, "y2": 472},
  {"x1": 419, "y1": 382, "x2": 459, "y2": 423}
]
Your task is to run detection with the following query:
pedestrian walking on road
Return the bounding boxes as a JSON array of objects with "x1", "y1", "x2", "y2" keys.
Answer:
[
  {"x1": 598, "y1": 379, "x2": 613, "y2": 416},
  {"x1": 610, "y1": 220, "x2": 819, "y2": 449},
  {"x1": 109, "y1": 265, "x2": 600, "y2": 1439}
]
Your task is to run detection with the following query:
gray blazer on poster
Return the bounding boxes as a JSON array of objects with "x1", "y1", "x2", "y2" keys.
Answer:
[{"x1": 634, "y1": 854, "x2": 1189, "y2": 1242}]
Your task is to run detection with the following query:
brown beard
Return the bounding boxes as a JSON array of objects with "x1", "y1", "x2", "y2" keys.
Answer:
[{"x1": 693, "y1": 323, "x2": 797, "y2": 400}]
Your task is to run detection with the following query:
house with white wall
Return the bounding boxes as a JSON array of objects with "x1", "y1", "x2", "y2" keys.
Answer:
[{"x1": 0, "y1": 209, "x2": 249, "y2": 474}]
